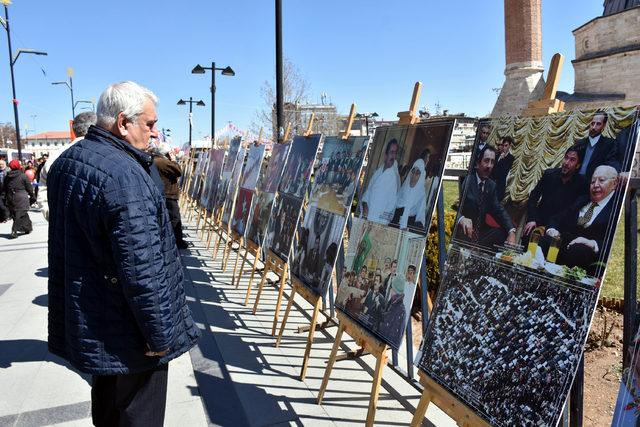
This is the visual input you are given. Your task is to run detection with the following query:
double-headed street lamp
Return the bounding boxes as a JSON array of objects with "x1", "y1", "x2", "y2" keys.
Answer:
[
  {"x1": 177, "y1": 97, "x2": 205, "y2": 148},
  {"x1": 2, "y1": 1, "x2": 48, "y2": 159},
  {"x1": 191, "y1": 62, "x2": 235, "y2": 148},
  {"x1": 52, "y1": 68, "x2": 76, "y2": 120},
  {"x1": 355, "y1": 112, "x2": 379, "y2": 136}
]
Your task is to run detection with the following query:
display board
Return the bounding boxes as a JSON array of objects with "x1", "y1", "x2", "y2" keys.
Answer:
[
  {"x1": 215, "y1": 137, "x2": 242, "y2": 211},
  {"x1": 290, "y1": 136, "x2": 369, "y2": 297},
  {"x1": 200, "y1": 148, "x2": 226, "y2": 211},
  {"x1": 264, "y1": 134, "x2": 322, "y2": 261},
  {"x1": 231, "y1": 144, "x2": 266, "y2": 236},
  {"x1": 246, "y1": 142, "x2": 291, "y2": 247},
  {"x1": 222, "y1": 146, "x2": 247, "y2": 225},
  {"x1": 188, "y1": 152, "x2": 207, "y2": 200},
  {"x1": 335, "y1": 120, "x2": 454, "y2": 349},
  {"x1": 415, "y1": 107, "x2": 639, "y2": 427}
]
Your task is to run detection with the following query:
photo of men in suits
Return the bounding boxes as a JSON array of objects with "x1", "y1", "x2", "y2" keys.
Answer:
[
  {"x1": 490, "y1": 136, "x2": 515, "y2": 201},
  {"x1": 456, "y1": 145, "x2": 516, "y2": 251},
  {"x1": 545, "y1": 165, "x2": 619, "y2": 277},
  {"x1": 576, "y1": 111, "x2": 620, "y2": 180}
]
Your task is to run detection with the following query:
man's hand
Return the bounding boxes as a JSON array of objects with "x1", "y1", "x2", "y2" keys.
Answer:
[
  {"x1": 568, "y1": 237, "x2": 598, "y2": 252},
  {"x1": 505, "y1": 231, "x2": 517, "y2": 246},
  {"x1": 546, "y1": 228, "x2": 560, "y2": 238},
  {"x1": 459, "y1": 217, "x2": 474, "y2": 238},
  {"x1": 523, "y1": 221, "x2": 537, "y2": 236}
]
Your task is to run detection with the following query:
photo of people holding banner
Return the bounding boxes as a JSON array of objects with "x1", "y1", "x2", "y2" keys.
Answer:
[{"x1": 358, "y1": 122, "x2": 452, "y2": 235}]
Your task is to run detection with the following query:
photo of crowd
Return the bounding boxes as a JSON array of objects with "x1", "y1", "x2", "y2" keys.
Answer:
[
  {"x1": 278, "y1": 134, "x2": 322, "y2": 199},
  {"x1": 308, "y1": 136, "x2": 369, "y2": 216},
  {"x1": 290, "y1": 205, "x2": 344, "y2": 297},
  {"x1": 258, "y1": 142, "x2": 290, "y2": 193},
  {"x1": 416, "y1": 247, "x2": 598, "y2": 426},
  {"x1": 335, "y1": 218, "x2": 425, "y2": 349},
  {"x1": 201, "y1": 148, "x2": 225, "y2": 211},
  {"x1": 357, "y1": 121, "x2": 453, "y2": 236},
  {"x1": 264, "y1": 193, "x2": 303, "y2": 261},
  {"x1": 246, "y1": 191, "x2": 275, "y2": 247},
  {"x1": 240, "y1": 144, "x2": 265, "y2": 190},
  {"x1": 231, "y1": 188, "x2": 254, "y2": 236},
  {"x1": 453, "y1": 109, "x2": 639, "y2": 283},
  {"x1": 222, "y1": 147, "x2": 247, "y2": 225}
]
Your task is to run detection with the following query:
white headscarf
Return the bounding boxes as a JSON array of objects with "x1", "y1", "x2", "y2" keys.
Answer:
[{"x1": 396, "y1": 158, "x2": 426, "y2": 229}]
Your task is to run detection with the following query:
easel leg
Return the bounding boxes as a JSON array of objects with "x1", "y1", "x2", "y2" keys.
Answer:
[
  {"x1": 410, "y1": 387, "x2": 433, "y2": 427},
  {"x1": 300, "y1": 298, "x2": 322, "y2": 381},
  {"x1": 222, "y1": 233, "x2": 231, "y2": 270},
  {"x1": 365, "y1": 350, "x2": 388, "y2": 427},
  {"x1": 236, "y1": 241, "x2": 249, "y2": 288},
  {"x1": 252, "y1": 261, "x2": 271, "y2": 314},
  {"x1": 232, "y1": 238, "x2": 243, "y2": 288},
  {"x1": 317, "y1": 323, "x2": 345, "y2": 404},
  {"x1": 271, "y1": 263, "x2": 289, "y2": 336},
  {"x1": 205, "y1": 222, "x2": 214, "y2": 249},
  {"x1": 245, "y1": 248, "x2": 261, "y2": 306},
  {"x1": 275, "y1": 287, "x2": 297, "y2": 347},
  {"x1": 212, "y1": 229, "x2": 222, "y2": 259}
]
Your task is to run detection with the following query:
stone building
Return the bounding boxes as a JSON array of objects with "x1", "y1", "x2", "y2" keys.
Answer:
[
  {"x1": 560, "y1": 3, "x2": 640, "y2": 110},
  {"x1": 24, "y1": 131, "x2": 72, "y2": 155},
  {"x1": 491, "y1": 0, "x2": 546, "y2": 117}
]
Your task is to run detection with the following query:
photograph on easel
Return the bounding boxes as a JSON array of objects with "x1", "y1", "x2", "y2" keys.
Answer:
[
  {"x1": 215, "y1": 137, "x2": 243, "y2": 210},
  {"x1": 231, "y1": 188, "x2": 253, "y2": 236},
  {"x1": 334, "y1": 217, "x2": 425, "y2": 350},
  {"x1": 263, "y1": 193, "x2": 303, "y2": 261},
  {"x1": 245, "y1": 191, "x2": 275, "y2": 247},
  {"x1": 188, "y1": 152, "x2": 208, "y2": 201},
  {"x1": 259, "y1": 142, "x2": 290, "y2": 193},
  {"x1": 612, "y1": 322, "x2": 640, "y2": 426},
  {"x1": 356, "y1": 120, "x2": 454, "y2": 236},
  {"x1": 222, "y1": 147, "x2": 247, "y2": 225},
  {"x1": 308, "y1": 136, "x2": 368, "y2": 216},
  {"x1": 416, "y1": 107, "x2": 639, "y2": 427},
  {"x1": 277, "y1": 134, "x2": 322, "y2": 199},
  {"x1": 201, "y1": 148, "x2": 225, "y2": 211},
  {"x1": 239, "y1": 144, "x2": 265, "y2": 190},
  {"x1": 454, "y1": 108, "x2": 638, "y2": 284}
]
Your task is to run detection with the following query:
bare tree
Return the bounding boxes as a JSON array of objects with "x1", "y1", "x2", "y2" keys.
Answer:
[
  {"x1": 252, "y1": 59, "x2": 310, "y2": 141},
  {"x1": 0, "y1": 123, "x2": 17, "y2": 148}
]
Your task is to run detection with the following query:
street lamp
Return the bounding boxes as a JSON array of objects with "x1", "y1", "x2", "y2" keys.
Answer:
[
  {"x1": 355, "y1": 112, "x2": 379, "y2": 136},
  {"x1": 177, "y1": 97, "x2": 205, "y2": 149},
  {"x1": 2, "y1": 2, "x2": 48, "y2": 160},
  {"x1": 52, "y1": 68, "x2": 76, "y2": 120},
  {"x1": 74, "y1": 99, "x2": 95, "y2": 111},
  {"x1": 191, "y1": 62, "x2": 235, "y2": 148}
]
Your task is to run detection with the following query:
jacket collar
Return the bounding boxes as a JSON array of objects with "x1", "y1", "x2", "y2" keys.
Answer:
[{"x1": 86, "y1": 125, "x2": 153, "y2": 170}]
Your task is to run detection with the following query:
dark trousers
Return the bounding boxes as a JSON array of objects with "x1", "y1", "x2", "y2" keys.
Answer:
[
  {"x1": 11, "y1": 209, "x2": 32, "y2": 234},
  {"x1": 166, "y1": 198, "x2": 186, "y2": 245},
  {"x1": 91, "y1": 364, "x2": 168, "y2": 427}
]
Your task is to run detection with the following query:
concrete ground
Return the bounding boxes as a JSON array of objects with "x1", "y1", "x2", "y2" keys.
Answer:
[{"x1": 0, "y1": 201, "x2": 454, "y2": 426}]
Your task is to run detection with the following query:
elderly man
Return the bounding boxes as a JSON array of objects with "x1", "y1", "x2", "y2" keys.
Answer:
[
  {"x1": 361, "y1": 138, "x2": 401, "y2": 225},
  {"x1": 47, "y1": 81, "x2": 199, "y2": 426},
  {"x1": 546, "y1": 165, "x2": 619, "y2": 276}
]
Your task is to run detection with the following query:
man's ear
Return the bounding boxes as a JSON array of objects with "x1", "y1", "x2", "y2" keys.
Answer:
[{"x1": 114, "y1": 112, "x2": 129, "y2": 138}]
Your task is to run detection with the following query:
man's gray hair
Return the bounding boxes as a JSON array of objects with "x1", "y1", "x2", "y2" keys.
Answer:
[
  {"x1": 96, "y1": 81, "x2": 158, "y2": 129},
  {"x1": 72, "y1": 111, "x2": 97, "y2": 137}
]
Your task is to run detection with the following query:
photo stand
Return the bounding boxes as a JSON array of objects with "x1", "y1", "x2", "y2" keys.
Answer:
[
  {"x1": 274, "y1": 103, "x2": 358, "y2": 380},
  {"x1": 317, "y1": 310, "x2": 389, "y2": 427},
  {"x1": 241, "y1": 239, "x2": 263, "y2": 305},
  {"x1": 411, "y1": 59, "x2": 567, "y2": 427},
  {"x1": 397, "y1": 82, "x2": 422, "y2": 125},
  {"x1": 251, "y1": 248, "x2": 289, "y2": 336}
]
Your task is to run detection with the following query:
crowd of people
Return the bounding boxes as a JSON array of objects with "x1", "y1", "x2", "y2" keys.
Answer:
[
  {"x1": 311, "y1": 146, "x2": 366, "y2": 212},
  {"x1": 419, "y1": 248, "x2": 596, "y2": 426}
]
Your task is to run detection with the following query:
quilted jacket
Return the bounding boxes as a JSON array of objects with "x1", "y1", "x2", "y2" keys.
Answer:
[{"x1": 47, "y1": 125, "x2": 200, "y2": 375}]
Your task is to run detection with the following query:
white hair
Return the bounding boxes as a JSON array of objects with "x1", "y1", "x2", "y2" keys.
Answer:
[{"x1": 96, "y1": 81, "x2": 158, "y2": 128}]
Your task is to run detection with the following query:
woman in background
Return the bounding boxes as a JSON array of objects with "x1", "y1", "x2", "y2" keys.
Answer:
[{"x1": 4, "y1": 160, "x2": 35, "y2": 238}]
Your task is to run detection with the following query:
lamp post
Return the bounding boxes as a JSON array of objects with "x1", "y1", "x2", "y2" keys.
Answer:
[
  {"x1": 1, "y1": 1, "x2": 48, "y2": 160},
  {"x1": 355, "y1": 112, "x2": 379, "y2": 136},
  {"x1": 52, "y1": 68, "x2": 75, "y2": 120},
  {"x1": 74, "y1": 99, "x2": 95, "y2": 111},
  {"x1": 191, "y1": 62, "x2": 235, "y2": 149},
  {"x1": 177, "y1": 97, "x2": 205, "y2": 149}
]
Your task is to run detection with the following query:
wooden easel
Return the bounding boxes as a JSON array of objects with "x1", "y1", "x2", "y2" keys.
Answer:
[
  {"x1": 340, "y1": 103, "x2": 357, "y2": 140},
  {"x1": 283, "y1": 122, "x2": 292, "y2": 142},
  {"x1": 523, "y1": 53, "x2": 565, "y2": 117},
  {"x1": 410, "y1": 372, "x2": 490, "y2": 427},
  {"x1": 397, "y1": 82, "x2": 422, "y2": 125},
  {"x1": 317, "y1": 311, "x2": 389, "y2": 427},
  {"x1": 242, "y1": 239, "x2": 263, "y2": 305},
  {"x1": 275, "y1": 277, "x2": 323, "y2": 380},
  {"x1": 251, "y1": 249, "x2": 289, "y2": 337}
]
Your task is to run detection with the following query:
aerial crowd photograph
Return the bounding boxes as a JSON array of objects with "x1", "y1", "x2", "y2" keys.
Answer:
[{"x1": 1, "y1": 0, "x2": 640, "y2": 426}]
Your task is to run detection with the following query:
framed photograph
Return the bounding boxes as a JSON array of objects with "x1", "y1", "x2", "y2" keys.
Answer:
[
  {"x1": 264, "y1": 193, "x2": 303, "y2": 261},
  {"x1": 240, "y1": 144, "x2": 266, "y2": 190},
  {"x1": 232, "y1": 188, "x2": 254, "y2": 236},
  {"x1": 277, "y1": 134, "x2": 322, "y2": 199},
  {"x1": 246, "y1": 191, "x2": 275, "y2": 247},
  {"x1": 222, "y1": 147, "x2": 246, "y2": 225},
  {"x1": 201, "y1": 148, "x2": 225, "y2": 211},
  {"x1": 258, "y1": 142, "x2": 290, "y2": 193}
]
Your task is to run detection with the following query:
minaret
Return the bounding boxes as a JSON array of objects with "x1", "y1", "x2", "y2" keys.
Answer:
[{"x1": 491, "y1": 0, "x2": 546, "y2": 117}]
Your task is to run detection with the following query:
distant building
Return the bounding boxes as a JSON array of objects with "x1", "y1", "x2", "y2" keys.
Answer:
[
  {"x1": 24, "y1": 131, "x2": 71, "y2": 154},
  {"x1": 560, "y1": 4, "x2": 640, "y2": 110},
  {"x1": 272, "y1": 102, "x2": 338, "y2": 138}
]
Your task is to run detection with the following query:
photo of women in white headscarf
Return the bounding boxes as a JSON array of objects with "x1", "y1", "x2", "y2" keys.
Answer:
[{"x1": 392, "y1": 158, "x2": 427, "y2": 232}]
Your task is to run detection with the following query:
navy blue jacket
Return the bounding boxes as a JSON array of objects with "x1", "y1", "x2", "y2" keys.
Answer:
[{"x1": 47, "y1": 125, "x2": 200, "y2": 375}]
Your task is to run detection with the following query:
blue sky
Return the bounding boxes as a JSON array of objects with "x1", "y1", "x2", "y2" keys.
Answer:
[{"x1": 0, "y1": 1, "x2": 603, "y2": 147}]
